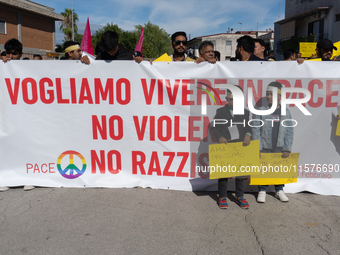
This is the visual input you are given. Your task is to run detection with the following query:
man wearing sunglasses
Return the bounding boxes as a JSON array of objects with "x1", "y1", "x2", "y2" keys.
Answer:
[
  {"x1": 170, "y1": 31, "x2": 194, "y2": 62},
  {"x1": 63, "y1": 41, "x2": 91, "y2": 65}
]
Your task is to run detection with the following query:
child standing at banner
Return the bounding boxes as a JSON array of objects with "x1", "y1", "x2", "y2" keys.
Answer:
[
  {"x1": 252, "y1": 82, "x2": 294, "y2": 203},
  {"x1": 211, "y1": 86, "x2": 252, "y2": 209}
]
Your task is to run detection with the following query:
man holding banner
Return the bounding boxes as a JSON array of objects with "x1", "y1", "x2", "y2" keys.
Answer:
[
  {"x1": 211, "y1": 86, "x2": 252, "y2": 209},
  {"x1": 252, "y1": 82, "x2": 294, "y2": 203}
]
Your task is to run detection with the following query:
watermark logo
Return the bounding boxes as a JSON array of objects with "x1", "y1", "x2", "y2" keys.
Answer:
[
  {"x1": 197, "y1": 81, "x2": 222, "y2": 115},
  {"x1": 57, "y1": 150, "x2": 87, "y2": 179},
  {"x1": 199, "y1": 84, "x2": 312, "y2": 116}
]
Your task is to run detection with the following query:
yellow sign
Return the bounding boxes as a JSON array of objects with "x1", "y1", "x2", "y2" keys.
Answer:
[
  {"x1": 46, "y1": 52, "x2": 59, "y2": 57},
  {"x1": 333, "y1": 41, "x2": 340, "y2": 57},
  {"x1": 154, "y1": 53, "x2": 172, "y2": 62},
  {"x1": 336, "y1": 119, "x2": 340, "y2": 136},
  {"x1": 209, "y1": 140, "x2": 260, "y2": 179},
  {"x1": 306, "y1": 58, "x2": 321, "y2": 61},
  {"x1": 299, "y1": 42, "x2": 317, "y2": 58},
  {"x1": 249, "y1": 153, "x2": 299, "y2": 185}
]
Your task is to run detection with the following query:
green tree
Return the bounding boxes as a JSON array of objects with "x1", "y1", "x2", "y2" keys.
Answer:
[
  {"x1": 134, "y1": 21, "x2": 172, "y2": 58},
  {"x1": 74, "y1": 33, "x2": 83, "y2": 45},
  {"x1": 60, "y1": 8, "x2": 79, "y2": 41},
  {"x1": 91, "y1": 23, "x2": 123, "y2": 51},
  {"x1": 90, "y1": 21, "x2": 172, "y2": 58}
]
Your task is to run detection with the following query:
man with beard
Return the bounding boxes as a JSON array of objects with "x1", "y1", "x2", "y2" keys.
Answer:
[
  {"x1": 63, "y1": 41, "x2": 91, "y2": 64},
  {"x1": 170, "y1": 31, "x2": 194, "y2": 61},
  {"x1": 315, "y1": 38, "x2": 337, "y2": 61},
  {"x1": 235, "y1": 35, "x2": 264, "y2": 61}
]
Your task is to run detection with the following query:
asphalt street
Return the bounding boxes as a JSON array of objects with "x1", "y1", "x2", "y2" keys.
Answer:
[{"x1": 0, "y1": 187, "x2": 339, "y2": 255}]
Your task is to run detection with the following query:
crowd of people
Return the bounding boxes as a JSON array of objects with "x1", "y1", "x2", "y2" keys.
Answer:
[
  {"x1": 0, "y1": 32, "x2": 338, "y2": 210},
  {"x1": 1, "y1": 31, "x2": 338, "y2": 63}
]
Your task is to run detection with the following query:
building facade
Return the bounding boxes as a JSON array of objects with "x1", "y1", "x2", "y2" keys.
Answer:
[
  {"x1": 274, "y1": 0, "x2": 340, "y2": 60},
  {"x1": 0, "y1": 0, "x2": 63, "y2": 58}
]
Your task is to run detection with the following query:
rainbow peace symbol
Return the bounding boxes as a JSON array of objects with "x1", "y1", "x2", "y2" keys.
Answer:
[{"x1": 57, "y1": 150, "x2": 86, "y2": 179}]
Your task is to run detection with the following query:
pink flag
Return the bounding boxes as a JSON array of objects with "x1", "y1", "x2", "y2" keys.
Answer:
[
  {"x1": 81, "y1": 17, "x2": 94, "y2": 55},
  {"x1": 134, "y1": 28, "x2": 144, "y2": 55}
]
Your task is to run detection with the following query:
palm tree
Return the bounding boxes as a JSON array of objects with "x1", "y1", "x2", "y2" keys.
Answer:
[{"x1": 60, "y1": 8, "x2": 79, "y2": 41}]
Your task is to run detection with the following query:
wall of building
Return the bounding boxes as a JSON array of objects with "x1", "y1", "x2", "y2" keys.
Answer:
[
  {"x1": 21, "y1": 13, "x2": 54, "y2": 50},
  {"x1": 285, "y1": 0, "x2": 340, "y2": 42},
  {"x1": 0, "y1": 7, "x2": 18, "y2": 43},
  {"x1": 0, "y1": 2, "x2": 61, "y2": 52},
  {"x1": 285, "y1": 0, "x2": 334, "y2": 17}
]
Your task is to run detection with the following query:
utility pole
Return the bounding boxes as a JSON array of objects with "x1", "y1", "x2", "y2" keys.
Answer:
[
  {"x1": 278, "y1": 3, "x2": 282, "y2": 20},
  {"x1": 72, "y1": 0, "x2": 74, "y2": 41},
  {"x1": 238, "y1": 22, "x2": 242, "y2": 35}
]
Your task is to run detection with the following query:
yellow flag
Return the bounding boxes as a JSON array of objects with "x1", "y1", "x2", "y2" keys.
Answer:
[{"x1": 154, "y1": 53, "x2": 172, "y2": 62}]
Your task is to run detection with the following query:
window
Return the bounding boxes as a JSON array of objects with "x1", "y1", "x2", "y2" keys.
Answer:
[
  {"x1": 336, "y1": 14, "x2": 340, "y2": 22},
  {"x1": 0, "y1": 20, "x2": 6, "y2": 34},
  {"x1": 226, "y1": 41, "x2": 232, "y2": 46}
]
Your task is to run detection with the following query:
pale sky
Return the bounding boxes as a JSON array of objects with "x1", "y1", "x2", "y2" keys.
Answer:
[{"x1": 34, "y1": 0, "x2": 285, "y2": 44}]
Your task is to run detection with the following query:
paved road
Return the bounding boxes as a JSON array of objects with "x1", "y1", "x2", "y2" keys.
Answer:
[{"x1": 0, "y1": 187, "x2": 339, "y2": 255}]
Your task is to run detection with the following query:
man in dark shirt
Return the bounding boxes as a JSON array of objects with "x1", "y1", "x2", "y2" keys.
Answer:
[
  {"x1": 96, "y1": 31, "x2": 142, "y2": 63},
  {"x1": 211, "y1": 85, "x2": 252, "y2": 209},
  {"x1": 235, "y1": 35, "x2": 265, "y2": 61}
]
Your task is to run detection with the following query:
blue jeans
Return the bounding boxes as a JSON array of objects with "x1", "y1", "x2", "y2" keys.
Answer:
[{"x1": 258, "y1": 148, "x2": 284, "y2": 192}]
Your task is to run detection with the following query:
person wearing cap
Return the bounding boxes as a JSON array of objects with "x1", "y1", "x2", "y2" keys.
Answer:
[
  {"x1": 316, "y1": 38, "x2": 337, "y2": 61},
  {"x1": 170, "y1": 31, "x2": 194, "y2": 62},
  {"x1": 211, "y1": 85, "x2": 252, "y2": 209},
  {"x1": 252, "y1": 82, "x2": 294, "y2": 203},
  {"x1": 63, "y1": 41, "x2": 90, "y2": 64}
]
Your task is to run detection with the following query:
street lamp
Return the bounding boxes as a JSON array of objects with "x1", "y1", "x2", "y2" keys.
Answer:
[{"x1": 238, "y1": 22, "x2": 242, "y2": 35}]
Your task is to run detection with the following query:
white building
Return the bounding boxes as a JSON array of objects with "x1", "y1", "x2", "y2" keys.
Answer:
[
  {"x1": 187, "y1": 30, "x2": 274, "y2": 61},
  {"x1": 274, "y1": 0, "x2": 340, "y2": 60}
]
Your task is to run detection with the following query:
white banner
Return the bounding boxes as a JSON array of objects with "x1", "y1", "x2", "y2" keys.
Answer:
[{"x1": 1, "y1": 60, "x2": 340, "y2": 195}]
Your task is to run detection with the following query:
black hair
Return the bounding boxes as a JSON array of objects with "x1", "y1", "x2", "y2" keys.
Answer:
[
  {"x1": 1, "y1": 51, "x2": 6, "y2": 57},
  {"x1": 5, "y1": 38, "x2": 23, "y2": 54},
  {"x1": 33, "y1": 54, "x2": 42, "y2": 60},
  {"x1": 63, "y1": 41, "x2": 80, "y2": 58},
  {"x1": 101, "y1": 31, "x2": 119, "y2": 52},
  {"x1": 199, "y1": 41, "x2": 214, "y2": 54},
  {"x1": 254, "y1": 38, "x2": 265, "y2": 47},
  {"x1": 283, "y1": 49, "x2": 296, "y2": 60},
  {"x1": 95, "y1": 41, "x2": 104, "y2": 56},
  {"x1": 171, "y1": 31, "x2": 187, "y2": 43},
  {"x1": 227, "y1": 85, "x2": 243, "y2": 95},
  {"x1": 267, "y1": 81, "x2": 282, "y2": 90},
  {"x1": 236, "y1": 35, "x2": 255, "y2": 54},
  {"x1": 214, "y1": 50, "x2": 220, "y2": 61}
]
